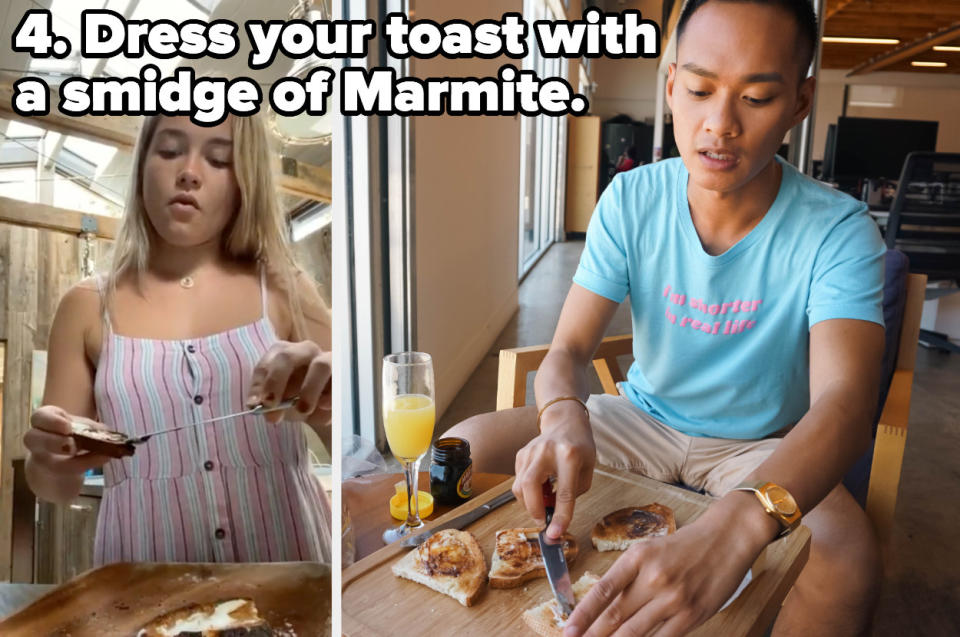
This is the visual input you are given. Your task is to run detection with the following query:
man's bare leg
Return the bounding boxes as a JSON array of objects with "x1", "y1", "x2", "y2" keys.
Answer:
[
  {"x1": 443, "y1": 406, "x2": 538, "y2": 475},
  {"x1": 773, "y1": 484, "x2": 882, "y2": 637}
]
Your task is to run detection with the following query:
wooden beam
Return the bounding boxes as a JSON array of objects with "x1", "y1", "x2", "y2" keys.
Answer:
[
  {"x1": 277, "y1": 157, "x2": 331, "y2": 204},
  {"x1": 0, "y1": 196, "x2": 118, "y2": 239},
  {"x1": 826, "y1": 0, "x2": 860, "y2": 21},
  {"x1": 848, "y1": 22, "x2": 960, "y2": 76},
  {"x1": 0, "y1": 79, "x2": 139, "y2": 151}
]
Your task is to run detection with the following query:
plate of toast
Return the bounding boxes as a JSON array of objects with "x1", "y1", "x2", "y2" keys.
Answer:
[
  {"x1": 343, "y1": 469, "x2": 784, "y2": 636},
  {"x1": 0, "y1": 562, "x2": 330, "y2": 636}
]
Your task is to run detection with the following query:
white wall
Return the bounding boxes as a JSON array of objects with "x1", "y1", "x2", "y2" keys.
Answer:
[
  {"x1": 589, "y1": 0, "x2": 664, "y2": 122},
  {"x1": 812, "y1": 69, "x2": 960, "y2": 161},
  {"x1": 411, "y1": 0, "x2": 523, "y2": 418}
]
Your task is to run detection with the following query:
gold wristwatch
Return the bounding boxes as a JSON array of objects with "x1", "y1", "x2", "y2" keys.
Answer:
[{"x1": 732, "y1": 481, "x2": 801, "y2": 537}]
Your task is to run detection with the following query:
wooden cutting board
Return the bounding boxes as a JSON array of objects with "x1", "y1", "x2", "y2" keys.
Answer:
[
  {"x1": 343, "y1": 467, "x2": 810, "y2": 637},
  {"x1": 0, "y1": 562, "x2": 330, "y2": 636}
]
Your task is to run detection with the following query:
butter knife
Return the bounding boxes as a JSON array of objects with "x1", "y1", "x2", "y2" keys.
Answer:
[
  {"x1": 399, "y1": 488, "x2": 516, "y2": 547},
  {"x1": 127, "y1": 397, "x2": 300, "y2": 445},
  {"x1": 539, "y1": 480, "x2": 576, "y2": 618}
]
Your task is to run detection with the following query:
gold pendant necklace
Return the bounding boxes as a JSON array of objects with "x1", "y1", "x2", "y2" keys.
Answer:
[{"x1": 179, "y1": 276, "x2": 195, "y2": 289}]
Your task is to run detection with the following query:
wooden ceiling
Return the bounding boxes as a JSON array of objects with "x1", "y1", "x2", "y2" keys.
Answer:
[{"x1": 822, "y1": 0, "x2": 960, "y2": 73}]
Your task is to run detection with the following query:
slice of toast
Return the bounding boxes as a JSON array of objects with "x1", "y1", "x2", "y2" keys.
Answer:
[
  {"x1": 136, "y1": 598, "x2": 272, "y2": 636},
  {"x1": 591, "y1": 503, "x2": 676, "y2": 552},
  {"x1": 391, "y1": 528, "x2": 486, "y2": 606},
  {"x1": 522, "y1": 571, "x2": 601, "y2": 637},
  {"x1": 70, "y1": 420, "x2": 135, "y2": 459},
  {"x1": 489, "y1": 528, "x2": 578, "y2": 589}
]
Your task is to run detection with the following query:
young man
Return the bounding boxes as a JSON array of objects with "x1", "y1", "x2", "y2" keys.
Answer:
[{"x1": 446, "y1": 1, "x2": 886, "y2": 635}]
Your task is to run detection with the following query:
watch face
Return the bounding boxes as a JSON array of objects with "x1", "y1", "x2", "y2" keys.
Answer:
[{"x1": 766, "y1": 485, "x2": 798, "y2": 516}]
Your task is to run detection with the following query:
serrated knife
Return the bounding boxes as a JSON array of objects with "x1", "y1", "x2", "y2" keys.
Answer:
[
  {"x1": 399, "y1": 488, "x2": 516, "y2": 547},
  {"x1": 539, "y1": 480, "x2": 576, "y2": 618}
]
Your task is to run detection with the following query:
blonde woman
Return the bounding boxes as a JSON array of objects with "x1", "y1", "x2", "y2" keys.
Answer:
[{"x1": 23, "y1": 113, "x2": 332, "y2": 564}]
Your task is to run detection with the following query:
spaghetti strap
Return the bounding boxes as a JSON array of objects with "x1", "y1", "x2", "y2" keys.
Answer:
[
  {"x1": 95, "y1": 273, "x2": 113, "y2": 332},
  {"x1": 259, "y1": 264, "x2": 268, "y2": 320}
]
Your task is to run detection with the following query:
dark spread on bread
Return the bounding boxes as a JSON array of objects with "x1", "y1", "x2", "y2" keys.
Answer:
[
  {"x1": 607, "y1": 508, "x2": 664, "y2": 538},
  {"x1": 421, "y1": 534, "x2": 468, "y2": 576},
  {"x1": 497, "y1": 530, "x2": 573, "y2": 569},
  {"x1": 71, "y1": 421, "x2": 129, "y2": 444},
  {"x1": 499, "y1": 536, "x2": 541, "y2": 567}
]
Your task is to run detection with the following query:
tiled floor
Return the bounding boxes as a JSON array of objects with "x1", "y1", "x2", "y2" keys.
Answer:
[{"x1": 437, "y1": 239, "x2": 960, "y2": 636}]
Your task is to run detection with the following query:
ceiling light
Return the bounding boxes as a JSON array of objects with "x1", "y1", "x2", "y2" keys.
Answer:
[
  {"x1": 933, "y1": 46, "x2": 960, "y2": 52},
  {"x1": 911, "y1": 61, "x2": 948, "y2": 67},
  {"x1": 269, "y1": 0, "x2": 333, "y2": 147},
  {"x1": 822, "y1": 36, "x2": 900, "y2": 45}
]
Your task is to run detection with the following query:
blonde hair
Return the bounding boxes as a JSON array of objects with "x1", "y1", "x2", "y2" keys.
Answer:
[{"x1": 107, "y1": 113, "x2": 314, "y2": 339}]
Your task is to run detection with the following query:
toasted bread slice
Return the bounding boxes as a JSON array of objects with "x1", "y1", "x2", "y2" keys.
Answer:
[
  {"x1": 391, "y1": 528, "x2": 486, "y2": 606},
  {"x1": 522, "y1": 571, "x2": 601, "y2": 637},
  {"x1": 591, "y1": 503, "x2": 676, "y2": 551},
  {"x1": 70, "y1": 420, "x2": 135, "y2": 459},
  {"x1": 136, "y1": 598, "x2": 272, "y2": 636},
  {"x1": 489, "y1": 528, "x2": 578, "y2": 589}
]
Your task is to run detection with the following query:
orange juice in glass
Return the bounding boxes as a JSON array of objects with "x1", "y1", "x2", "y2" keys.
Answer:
[
  {"x1": 381, "y1": 352, "x2": 435, "y2": 543},
  {"x1": 384, "y1": 394, "x2": 435, "y2": 461}
]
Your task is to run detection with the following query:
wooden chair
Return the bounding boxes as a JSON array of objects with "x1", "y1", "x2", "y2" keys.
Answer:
[{"x1": 495, "y1": 273, "x2": 926, "y2": 543}]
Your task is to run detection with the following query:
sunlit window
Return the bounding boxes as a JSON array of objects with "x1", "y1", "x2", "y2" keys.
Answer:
[
  {"x1": 3, "y1": 121, "x2": 45, "y2": 138},
  {"x1": 0, "y1": 118, "x2": 128, "y2": 213},
  {"x1": 0, "y1": 167, "x2": 38, "y2": 202},
  {"x1": 63, "y1": 136, "x2": 119, "y2": 179},
  {"x1": 53, "y1": 173, "x2": 123, "y2": 217}
]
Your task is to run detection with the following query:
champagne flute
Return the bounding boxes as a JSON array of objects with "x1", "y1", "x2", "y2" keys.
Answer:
[{"x1": 382, "y1": 352, "x2": 436, "y2": 543}]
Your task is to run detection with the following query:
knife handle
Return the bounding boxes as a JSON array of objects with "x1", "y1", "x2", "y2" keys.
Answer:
[{"x1": 542, "y1": 479, "x2": 555, "y2": 525}]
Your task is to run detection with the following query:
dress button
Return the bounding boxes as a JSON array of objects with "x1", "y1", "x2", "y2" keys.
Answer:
[
  {"x1": 194, "y1": 395, "x2": 204, "y2": 405},
  {"x1": 204, "y1": 460, "x2": 214, "y2": 471},
  {"x1": 214, "y1": 528, "x2": 226, "y2": 540},
  {"x1": 186, "y1": 344, "x2": 196, "y2": 354}
]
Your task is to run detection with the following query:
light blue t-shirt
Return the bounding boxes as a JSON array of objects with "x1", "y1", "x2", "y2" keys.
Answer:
[{"x1": 574, "y1": 157, "x2": 885, "y2": 439}]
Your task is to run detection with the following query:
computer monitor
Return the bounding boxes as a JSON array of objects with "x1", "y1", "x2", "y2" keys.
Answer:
[
  {"x1": 822, "y1": 123, "x2": 837, "y2": 181},
  {"x1": 833, "y1": 116, "x2": 938, "y2": 181}
]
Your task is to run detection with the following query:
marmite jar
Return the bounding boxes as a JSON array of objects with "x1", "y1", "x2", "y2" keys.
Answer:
[{"x1": 429, "y1": 437, "x2": 473, "y2": 506}]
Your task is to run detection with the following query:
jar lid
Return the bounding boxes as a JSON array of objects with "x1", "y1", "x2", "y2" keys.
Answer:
[{"x1": 389, "y1": 482, "x2": 434, "y2": 520}]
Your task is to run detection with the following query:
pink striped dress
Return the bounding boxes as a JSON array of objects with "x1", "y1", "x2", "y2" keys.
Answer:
[{"x1": 91, "y1": 271, "x2": 332, "y2": 565}]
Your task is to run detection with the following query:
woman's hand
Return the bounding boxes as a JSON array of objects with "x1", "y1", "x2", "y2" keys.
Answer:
[
  {"x1": 248, "y1": 340, "x2": 332, "y2": 425},
  {"x1": 513, "y1": 400, "x2": 596, "y2": 540},
  {"x1": 24, "y1": 406, "x2": 112, "y2": 477}
]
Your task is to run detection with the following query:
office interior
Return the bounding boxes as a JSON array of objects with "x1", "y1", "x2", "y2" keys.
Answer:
[{"x1": 337, "y1": 0, "x2": 960, "y2": 634}]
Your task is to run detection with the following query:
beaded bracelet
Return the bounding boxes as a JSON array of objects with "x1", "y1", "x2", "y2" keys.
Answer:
[{"x1": 536, "y1": 395, "x2": 589, "y2": 432}]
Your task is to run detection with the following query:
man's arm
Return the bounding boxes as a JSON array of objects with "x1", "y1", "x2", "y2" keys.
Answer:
[
  {"x1": 513, "y1": 284, "x2": 620, "y2": 538},
  {"x1": 565, "y1": 317, "x2": 884, "y2": 636},
  {"x1": 726, "y1": 317, "x2": 884, "y2": 540}
]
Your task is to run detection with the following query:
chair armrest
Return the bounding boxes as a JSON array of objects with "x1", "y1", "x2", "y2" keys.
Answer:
[
  {"x1": 497, "y1": 345, "x2": 551, "y2": 410},
  {"x1": 866, "y1": 369, "x2": 914, "y2": 542},
  {"x1": 496, "y1": 335, "x2": 635, "y2": 410}
]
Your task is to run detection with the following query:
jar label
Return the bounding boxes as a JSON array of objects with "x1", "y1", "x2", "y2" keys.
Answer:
[{"x1": 457, "y1": 462, "x2": 473, "y2": 499}]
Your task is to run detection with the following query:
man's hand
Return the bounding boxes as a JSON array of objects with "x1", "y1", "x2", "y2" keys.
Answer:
[
  {"x1": 564, "y1": 492, "x2": 777, "y2": 636},
  {"x1": 513, "y1": 401, "x2": 596, "y2": 540}
]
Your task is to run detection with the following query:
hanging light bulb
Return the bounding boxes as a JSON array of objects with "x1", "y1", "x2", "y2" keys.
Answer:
[{"x1": 268, "y1": 0, "x2": 334, "y2": 147}]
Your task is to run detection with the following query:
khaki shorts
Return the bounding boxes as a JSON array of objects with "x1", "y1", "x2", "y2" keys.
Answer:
[{"x1": 587, "y1": 394, "x2": 788, "y2": 497}]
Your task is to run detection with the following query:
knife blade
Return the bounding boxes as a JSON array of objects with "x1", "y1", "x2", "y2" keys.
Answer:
[
  {"x1": 127, "y1": 397, "x2": 300, "y2": 444},
  {"x1": 539, "y1": 480, "x2": 576, "y2": 618},
  {"x1": 399, "y1": 488, "x2": 516, "y2": 547}
]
